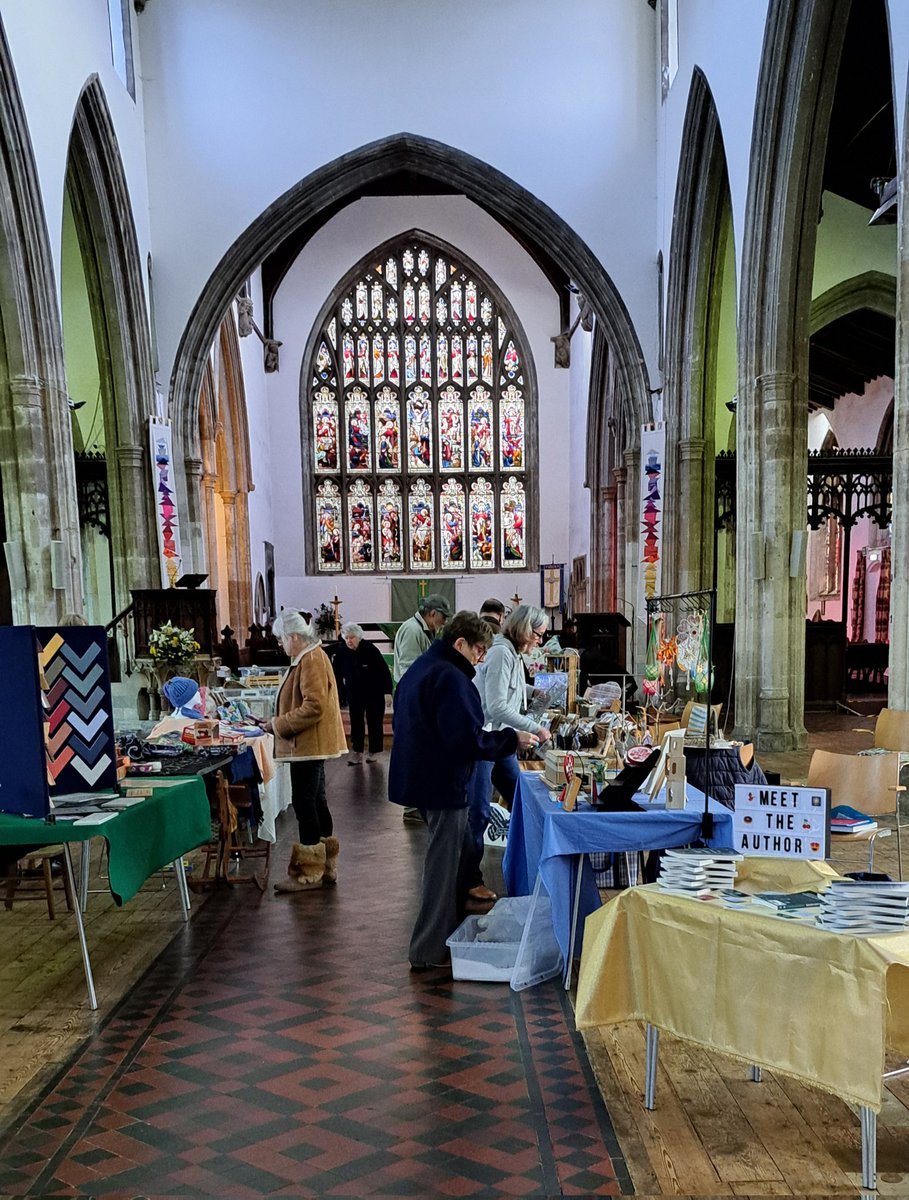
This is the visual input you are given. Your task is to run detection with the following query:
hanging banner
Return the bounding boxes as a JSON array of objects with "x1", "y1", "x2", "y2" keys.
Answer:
[
  {"x1": 149, "y1": 418, "x2": 182, "y2": 588},
  {"x1": 638, "y1": 421, "x2": 665, "y2": 618}
]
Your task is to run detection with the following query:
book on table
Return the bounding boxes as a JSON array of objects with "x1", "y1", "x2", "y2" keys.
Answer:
[
  {"x1": 752, "y1": 891, "x2": 825, "y2": 912},
  {"x1": 830, "y1": 804, "x2": 878, "y2": 834}
]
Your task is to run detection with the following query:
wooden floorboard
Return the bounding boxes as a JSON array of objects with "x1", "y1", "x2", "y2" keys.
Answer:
[{"x1": 0, "y1": 843, "x2": 210, "y2": 1134}]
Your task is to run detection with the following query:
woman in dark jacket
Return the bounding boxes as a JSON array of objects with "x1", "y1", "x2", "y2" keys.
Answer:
[
  {"x1": 389, "y1": 611, "x2": 538, "y2": 971},
  {"x1": 335, "y1": 623, "x2": 393, "y2": 764}
]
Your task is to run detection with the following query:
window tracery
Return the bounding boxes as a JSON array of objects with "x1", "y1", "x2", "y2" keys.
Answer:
[{"x1": 305, "y1": 233, "x2": 534, "y2": 574}]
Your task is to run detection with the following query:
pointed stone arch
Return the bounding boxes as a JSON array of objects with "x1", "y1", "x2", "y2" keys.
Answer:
[
  {"x1": 170, "y1": 133, "x2": 652, "y2": 501},
  {"x1": 736, "y1": 0, "x2": 853, "y2": 750},
  {"x1": 65, "y1": 75, "x2": 157, "y2": 611},
  {"x1": 0, "y1": 15, "x2": 80, "y2": 622},
  {"x1": 810, "y1": 270, "x2": 896, "y2": 333},
  {"x1": 663, "y1": 68, "x2": 735, "y2": 598}
]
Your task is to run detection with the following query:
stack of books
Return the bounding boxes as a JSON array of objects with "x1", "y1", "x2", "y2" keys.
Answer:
[
  {"x1": 817, "y1": 881, "x2": 909, "y2": 935},
  {"x1": 657, "y1": 848, "x2": 743, "y2": 897},
  {"x1": 830, "y1": 804, "x2": 878, "y2": 835},
  {"x1": 751, "y1": 891, "x2": 824, "y2": 921}
]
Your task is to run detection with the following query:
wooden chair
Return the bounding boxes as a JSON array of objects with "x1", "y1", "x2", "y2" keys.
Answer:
[
  {"x1": 854, "y1": 708, "x2": 909, "y2": 752},
  {"x1": 679, "y1": 702, "x2": 722, "y2": 732},
  {"x1": 806, "y1": 749, "x2": 904, "y2": 878},
  {"x1": 3, "y1": 846, "x2": 74, "y2": 919},
  {"x1": 199, "y1": 770, "x2": 270, "y2": 890}
]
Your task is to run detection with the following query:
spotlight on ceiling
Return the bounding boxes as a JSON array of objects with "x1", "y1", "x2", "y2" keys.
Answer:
[
  {"x1": 725, "y1": 396, "x2": 738, "y2": 413},
  {"x1": 67, "y1": 398, "x2": 86, "y2": 412},
  {"x1": 869, "y1": 176, "x2": 897, "y2": 226}
]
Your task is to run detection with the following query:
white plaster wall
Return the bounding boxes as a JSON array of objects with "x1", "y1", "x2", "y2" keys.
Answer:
[
  {"x1": 254, "y1": 195, "x2": 572, "y2": 625},
  {"x1": 657, "y1": 0, "x2": 770, "y2": 308},
  {"x1": 813, "y1": 193, "x2": 897, "y2": 299},
  {"x1": 135, "y1": 0, "x2": 659, "y2": 399},
  {"x1": 1, "y1": 0, "x2": 152, "y2": 311}
]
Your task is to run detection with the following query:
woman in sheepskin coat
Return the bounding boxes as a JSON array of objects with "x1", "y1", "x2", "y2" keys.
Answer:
[{"x1": 265, "y1": 610, "x2": 347, "y2": 893}]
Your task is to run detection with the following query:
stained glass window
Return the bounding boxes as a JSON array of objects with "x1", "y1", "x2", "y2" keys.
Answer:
[{"x1": 304, "y1": 233, "x2": 535, "y2": 573}]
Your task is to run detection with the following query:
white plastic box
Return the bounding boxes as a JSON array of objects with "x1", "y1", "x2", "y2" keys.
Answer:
[{"x1": 446, "y1": 894, "x2": 562, "y2": 988}]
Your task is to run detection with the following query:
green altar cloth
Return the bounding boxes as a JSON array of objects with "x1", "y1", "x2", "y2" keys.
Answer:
[{"x1": 0, "y1": 776, "x2": 210, "y2": 905}]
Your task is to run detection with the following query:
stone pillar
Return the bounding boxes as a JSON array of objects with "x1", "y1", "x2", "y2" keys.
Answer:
[
  {"x1": 183, "y1": 456, "x2": 207, "y2": 578},
  {"x1": 601, "y1": 484, "x2": 617, "y2": 612},
  {"x1": 678, "y1": 437, "x2": 706, "y2": 594},
  {"x1": 736, "y1": 371, "x2": 807, "y2": 752},
  {"x1": 114, "y1": 442, "x2": 155, "y2": 593},
  {"x1": 889, "y1": 191, "x2": 909, "y2": 708}
]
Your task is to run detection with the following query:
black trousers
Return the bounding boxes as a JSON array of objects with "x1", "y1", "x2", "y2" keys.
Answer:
[
  {"x1": 348, "y1": 694, "x2": 386, "y2": 754},
  {"x1": 289, "y1": 760, "x2": 333, "y2": 844}
]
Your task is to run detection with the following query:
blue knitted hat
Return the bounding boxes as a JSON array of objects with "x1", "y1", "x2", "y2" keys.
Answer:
[{"x1": 162, "y1": 676, "x2": 198, "y2": 710}]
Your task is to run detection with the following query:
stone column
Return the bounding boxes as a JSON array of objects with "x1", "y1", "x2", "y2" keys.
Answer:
[
  {"x1": 888, "y1": 185, "x2": 909, "y2": 708},
  {"x1": 678, "y1": 437, "x2": 706, "y2": 594},
  {"x1": 114, "y1": 443, "x2": 155, "y2": 593},
  {"x1": 600, "y1": 484, "x2": 617, "y2": 612},
  {"x1": 183, "y1": 456, "x2": 207, "y2": 579},
  {"x1": 3, "y1": 377, "x2": 61, "y2": 624},
  {"x1": 736, "y1": 371, "x2": 807, "y2": 751}
]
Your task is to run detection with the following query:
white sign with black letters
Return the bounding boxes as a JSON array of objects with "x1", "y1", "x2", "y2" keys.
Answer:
[{"x1": 733, "y1": 784, "x2": 831, "y2": 859}]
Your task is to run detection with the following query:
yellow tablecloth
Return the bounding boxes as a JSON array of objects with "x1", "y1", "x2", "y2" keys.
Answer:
[{"x1": 575, "y1": 884, "x2": 909, "y2": 1111}]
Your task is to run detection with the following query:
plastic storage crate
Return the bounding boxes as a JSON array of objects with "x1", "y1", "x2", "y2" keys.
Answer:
[{"x1": 446, "y1": 893, "x2": 562, "y2": 988}]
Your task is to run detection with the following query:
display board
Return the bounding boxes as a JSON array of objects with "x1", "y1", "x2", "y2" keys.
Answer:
[
  {"x1": 0, "y1": 628, "x2": 50, "y2": 817},
  {"x1": 733, "y1": 783, "x2": 831, "y2": 859},
  {"x1": 0, "y1": 625, "x2": 117, "y2": 818},
  {"x1": 36, "y1": 625, "x2": 118, "y2": 795}
]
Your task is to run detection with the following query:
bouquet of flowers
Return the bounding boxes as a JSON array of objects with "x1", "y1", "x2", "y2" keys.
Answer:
[{"x1": 148, "y1": 621, "x2": 200, "y2": 666}]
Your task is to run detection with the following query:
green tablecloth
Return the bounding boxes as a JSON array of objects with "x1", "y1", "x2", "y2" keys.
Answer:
[{"x1": 0, "y1": 777, "x2": 211, "y2": 905}]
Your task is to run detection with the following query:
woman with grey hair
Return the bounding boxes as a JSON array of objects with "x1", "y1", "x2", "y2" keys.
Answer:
[
  {"x1": 464, "y1": 604, "x2": 552, "y2": 900},
  {"x1": 264, "y1": 609, "x2": 347, "y2": 893},
  {"x1": 335, "y1": 621, "x2": 393, "y2": 764}
]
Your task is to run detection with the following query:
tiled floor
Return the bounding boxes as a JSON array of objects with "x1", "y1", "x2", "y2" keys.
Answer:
[{"x1": 0, "y1": 760, "x2": 629, "y2": 1198}]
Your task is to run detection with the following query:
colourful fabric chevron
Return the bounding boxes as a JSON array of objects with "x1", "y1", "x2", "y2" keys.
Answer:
[{"x1": 38, "y1": 628, "x2": 117, "y2": 794}]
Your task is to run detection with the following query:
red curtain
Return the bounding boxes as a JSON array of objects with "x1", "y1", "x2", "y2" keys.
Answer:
[
  {"x1": 850, "y1": 551, "x2": 866, "y2": 643},
  {"x1": 875, "y1": 547, "x2": 891, "y2": 644}
]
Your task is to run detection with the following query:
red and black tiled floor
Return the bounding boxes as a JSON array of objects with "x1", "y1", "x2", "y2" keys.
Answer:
[{"x1": 0, "y1": 761, "x2": 629, "y2": 1197}]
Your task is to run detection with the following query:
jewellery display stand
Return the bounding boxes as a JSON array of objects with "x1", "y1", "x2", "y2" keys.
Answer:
[{"x1": 644, "y1": 589, "x2": 717, "y2": 839}]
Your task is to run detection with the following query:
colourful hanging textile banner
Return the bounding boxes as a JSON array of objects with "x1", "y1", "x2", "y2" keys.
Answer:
[
  {"x1": 637, "y1": 421, "x2": 665, "y2": 618},
  {"x1": 149, "y1": 418, "x2": 183, "y2": 588}
]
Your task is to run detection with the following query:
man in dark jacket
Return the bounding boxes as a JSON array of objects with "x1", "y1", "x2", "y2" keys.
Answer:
[{"x1": 389, "y1": 611, "x2": 538, "y2": 972}]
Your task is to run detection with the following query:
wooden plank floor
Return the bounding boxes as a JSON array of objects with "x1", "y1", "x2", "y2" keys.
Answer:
[
  {"x1": 579, "y1": 833, "x2": 909, "y2": 1196},
  {"x1": 0, "y1": 842, "x2": 210, "y2": 1134}
]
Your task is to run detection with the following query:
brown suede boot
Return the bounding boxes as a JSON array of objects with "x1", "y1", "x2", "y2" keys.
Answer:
[
  {"x1": 273, "y1": 841, "x2": 326, "y2": 893},
  {"x1": 321, "y1": 836, "x2": 340, "y2": 884}
]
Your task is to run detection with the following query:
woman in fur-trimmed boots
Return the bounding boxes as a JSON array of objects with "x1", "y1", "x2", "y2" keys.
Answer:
[{"x1": 264, "y1": 610, "x2": 347, "y2": 893}]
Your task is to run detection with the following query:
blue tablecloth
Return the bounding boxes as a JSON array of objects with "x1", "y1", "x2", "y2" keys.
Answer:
[{"x1": 503, "y1": 771, "x2": 735, "y2": 963}]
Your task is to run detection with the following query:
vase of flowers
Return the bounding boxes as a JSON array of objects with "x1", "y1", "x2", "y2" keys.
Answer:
[{"x1": 148, "y1": 621, "x2": 201, "y2": 669}]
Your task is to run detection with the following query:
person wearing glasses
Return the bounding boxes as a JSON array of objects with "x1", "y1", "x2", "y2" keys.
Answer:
[
  {"x1": 465, "y1": 605, "x2": 554, "y2": 898},
  {"x1": 389, "y1": 610, "x2": 538, "y2": 972}
]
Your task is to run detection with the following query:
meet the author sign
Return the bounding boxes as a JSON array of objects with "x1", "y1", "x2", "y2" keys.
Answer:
[{"x1": 733, "y1": 785, "x2": 831, "y2": 859}]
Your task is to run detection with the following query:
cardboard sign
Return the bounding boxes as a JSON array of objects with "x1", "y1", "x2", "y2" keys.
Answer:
[{"x1": 733, "y1": 784, "x2": 831, "y2": 859}]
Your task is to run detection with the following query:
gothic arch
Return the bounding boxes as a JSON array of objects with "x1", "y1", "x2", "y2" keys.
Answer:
[
  {"x1": 663, "y1": 68, "x2": 735, "y2": 597},
  {"x1": 736, "y1": 0, "x2": 852, "y2": 750},
  {"x1": 65, "y1": 76, "x2": 157, "y2": 609},
  {"x1": 810, "y1": 270, "x2": 896, "y2": 333},
  {"x1": 171, "y1": 133, "x2": 652, "y2": 481},
  {"x1": 0, "y1": 15, "x2": 80, "y2": 622}
]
